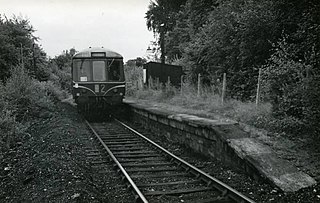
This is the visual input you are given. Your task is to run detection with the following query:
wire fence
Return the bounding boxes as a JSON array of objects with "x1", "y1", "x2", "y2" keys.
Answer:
[{"x1": 126, "y1": 69, "x2": 263, "y2": 106}]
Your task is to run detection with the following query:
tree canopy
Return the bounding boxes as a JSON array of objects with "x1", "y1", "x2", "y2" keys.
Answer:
[
  {"x1": 0, "y1": 15, "x2": 48, "y2": 82},
  {"x1": 145, "y1": 0, "x2": 320, "y2": 136}
]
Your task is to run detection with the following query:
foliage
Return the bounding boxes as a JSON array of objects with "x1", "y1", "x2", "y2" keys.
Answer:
[
  {"x1": 52, "y1": 48, "x2": 75, "y2": 69},
  {"x1": 4, "y1": 66, "x2": 54, "y2": 119},
  {"x1": 126, "y1": 57, "x2": 147, "y2": 67},
  {"x1": 0, "y1": 15, "x2": 48, "y2": 82},
  {"x1": 262, "y1": 36, "x2": 320, "y2": 137},
  {"x1": 0, "y1": 66, "x2": 56, "y2": 150},
  {"x1": 48, "y1": 48, "x2": 76, "y2": 93},
  {"x1": 182, "y1": 0, "x2": 278, "y2": 100},
  {"x1": 48, "y1": 60, "x2": 72, "y2": 92},
  {"x1": 128, "y1": 80, "x2": 272, "y2": 130},
  {"x1": 124, "y1": 64, "x2": 144, "y2": 96},
  {"x1": 145, "y1": 0, "x2": 320, "y2": 139},
  {"x1": 145, "y1": 0, "x2": 188, "y2": 62}
]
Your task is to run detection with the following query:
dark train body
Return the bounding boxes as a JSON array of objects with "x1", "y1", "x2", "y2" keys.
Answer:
[{"x1": 71, "y1": 47, "x2": 125, "y2": 113}]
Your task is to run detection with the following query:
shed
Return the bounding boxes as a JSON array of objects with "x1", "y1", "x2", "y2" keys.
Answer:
[{"x1": 143, "y1": 62, "x2": 183, "y2": 87}]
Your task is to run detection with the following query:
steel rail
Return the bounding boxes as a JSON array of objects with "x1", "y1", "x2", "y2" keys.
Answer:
[
  {"x1": 85, "y1": 120, "x2": 148, "y2": 203},
  {"x1": 115, "y1": 119, "x2": 256, "y2": 203}
]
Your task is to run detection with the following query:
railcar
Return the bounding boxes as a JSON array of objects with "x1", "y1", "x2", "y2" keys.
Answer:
[{"x1": 71, "y1": 47, "x2": 125, "y2": 113}]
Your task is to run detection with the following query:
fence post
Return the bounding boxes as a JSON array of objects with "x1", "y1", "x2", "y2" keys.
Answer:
[
  {"x1": 221, "y1": 73, "x2": 227, "y2": 104},
  {"x1": 149, "y1": 76, "x2": 154, "y2": 89},
  {"x1": 156, "y1": 77, "x2": 160, "y2": 89},
  {"x1": 255, "y1": 68, "x2": 262, "y2": 106},
  {"x1": 167, "y1": 76, "x2": 171, "y2": 91},
  {"x1": 180, "y1": 75, "x2": 184, "y2": 95},
  {"x1": 141, "y1": 78, "x2": 145, "y2": 90},
  {"x1": 197, "y1": 73, "x2": 201, "y2": 97},
  {"x1": 136, "y1": 80, "x2": 139, "y2": 90}
]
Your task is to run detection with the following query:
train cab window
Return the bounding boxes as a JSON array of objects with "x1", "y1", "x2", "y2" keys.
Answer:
[
  {"x1": 93, "y1": 61, "x2": 106, "y2": 81},
  {"x1": 73, "y1": 59, "x2": 91, "y2": 81},
  {"x1": 108, "y1": 60, "x2": 121, "y2": 81}
]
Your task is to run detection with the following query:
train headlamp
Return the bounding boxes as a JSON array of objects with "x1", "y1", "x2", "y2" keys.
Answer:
[{"x1": 113, "y1": 89, "x2": 118, "y2": 93}]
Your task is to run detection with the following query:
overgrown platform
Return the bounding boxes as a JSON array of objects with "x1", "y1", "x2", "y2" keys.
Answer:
[{"x1": 123, "y1": 99, "x2": 316, "y2": 192}]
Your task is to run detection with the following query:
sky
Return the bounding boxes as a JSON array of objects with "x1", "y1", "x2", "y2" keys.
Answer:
[{"x1": 0, "y1": 0, "x2": 156, "y2": 61}]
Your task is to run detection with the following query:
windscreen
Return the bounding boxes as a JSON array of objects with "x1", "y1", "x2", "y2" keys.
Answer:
[
  {"x1": 108, "y1": 60, "x2": 122, "y2": 81},
  {"x1": 73, "y1": 58, "x2": 122, "y2": 82},
  {"x1": 93, "y1": 61, "x2": 106, "y2": 81},
  {"x1": 73, "y1": 59, "x2": 91, "y2": 81}
]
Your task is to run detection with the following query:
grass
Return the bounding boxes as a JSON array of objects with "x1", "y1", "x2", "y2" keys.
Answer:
[
  {"x1": 124, "y1": 65, "x2": 304, "y2": 137},
  {"x1": 126, "y1": 80, "x2": 272, "y2": 129}
]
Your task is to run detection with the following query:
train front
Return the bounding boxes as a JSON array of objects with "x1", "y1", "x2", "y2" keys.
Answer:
[{"x1": 71, "y1": 47, "x2": 125, "y2": 113}]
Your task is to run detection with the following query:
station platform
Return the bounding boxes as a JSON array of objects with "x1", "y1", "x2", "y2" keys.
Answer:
[{"x1": 123, "y1": 99, "x2": 316, "y2": 192}]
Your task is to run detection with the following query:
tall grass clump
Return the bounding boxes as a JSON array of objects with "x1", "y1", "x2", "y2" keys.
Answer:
[{"x1": 124, "y1": 65, "x2": 144, "y2": 96}]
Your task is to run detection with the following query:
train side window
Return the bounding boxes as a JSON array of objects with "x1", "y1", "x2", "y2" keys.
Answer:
[
  {"x1": 93, "y1": 61, "x2": 106, "y2": 81},
  {"x1": 74, "y1": 59, "x2": 91, "y2": 81}
]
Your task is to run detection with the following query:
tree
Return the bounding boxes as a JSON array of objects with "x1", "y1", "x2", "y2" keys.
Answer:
[
  {"x1": 179, "y1": 0, "x2": 278, "y2": 100},
  {"x1": 0, "y1": 15, "x2": 47, "y2": 82},
  {"x1": 145, "y1": 0, "x2": 187, "y2": 63},
  {"x1": 126, "y1": 57, "x2": 147, "y2": 67}
]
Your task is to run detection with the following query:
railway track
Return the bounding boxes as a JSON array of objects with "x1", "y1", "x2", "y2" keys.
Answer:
[{"x1": 85, "y1": 119, "x2": 255, "y2": 203}]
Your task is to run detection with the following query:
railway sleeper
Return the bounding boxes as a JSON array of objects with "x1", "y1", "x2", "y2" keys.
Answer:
[
  {"x1": 131, "y1": 172, "x2": 191, "y2": 179},
  {"x1": 136, "y1": 179, "x2": 202, "y2": 187},
  {"x1": 182, "y1": 197, "x2": 232, "y2": 203},
  {"x1": 143, "y1": 186, "x2": 213, "y2": 196},
  {"x1": 112, "y1": 150, "x2": 155, "y2": 155},
  {"x1": 107, "y1": 143, "x2": 144, "y2": 148},
  {"x1": 108, "y1": 147, "x2": 149, "y2": 152},
  {"x1": 115, "y1": 153, "x2": 160, "y2": 158},
  {"x1": 121, "y1": 162, "x2": 174, "y2": 167},
  {"x1": 125, "y1": 166, "x2": 179, "y2": 172},
  {"x1": 118, "y1": 157, "x2": 167, "y2": 162},
  {"x1": 103, "y1": 140, "x2": 144, "y2": 145}
]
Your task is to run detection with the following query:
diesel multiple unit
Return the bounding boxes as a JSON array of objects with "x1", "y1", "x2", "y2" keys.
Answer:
[{"x1": 71, "y1": 47, "x2": 125, "y2": 113}]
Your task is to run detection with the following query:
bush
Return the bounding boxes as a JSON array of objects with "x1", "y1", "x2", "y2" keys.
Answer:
[
  {"x1": 49, "y1": 62, "x2": 71, "y2": 92},
  {"x1": 34, "y1": 81, "x2": 69, "y2": 102},
  {"x1": 0, "y1": 77, "x2": 26, "y2": 150},
  {"x1": 262, "y1": 38, "x2": 320, "y2": 137},
  {"x1": 4, "y1": 66, "x2": 54, "y2": 121}
]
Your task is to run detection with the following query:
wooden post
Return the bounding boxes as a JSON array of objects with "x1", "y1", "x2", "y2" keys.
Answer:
[
  {"x1": 180, "y1": 75, "x2": 184, "y2": 95},
  {"x1": 148, "y1": 76, "x2": 152, "y2": 89},
  {"x1": 197, "y1": 73, "x2": 201, "y2": 97},
  {"x1": 221, "y1": 73, "x2": 227, "y2": 104},
  {"x1": 167, "y1": 76, "x2": 171, "y2": 91},
  {"x1": 256, "y1": 68, "x2": 262, "y2": 106},
  {"x1": 136, "y1": 80, "x2": 139, "y2": 90},
  {"x1": 141, "y1": 78, "x2": 145, "y2": 90},
  {"x1": 156, "y1": 77, "x2": 160, "y2": 89}
]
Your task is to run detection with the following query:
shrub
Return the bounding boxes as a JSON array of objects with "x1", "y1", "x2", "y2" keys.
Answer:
[
  {"x1": 4, "y1": 66, "x2": 54, "y2": 121},
  {"x1": 262, "y1": 38, "x2": 320, "y2": 137},
  {"x1": 48, "y1": 62, "x2": 72, "y2": 92}
]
